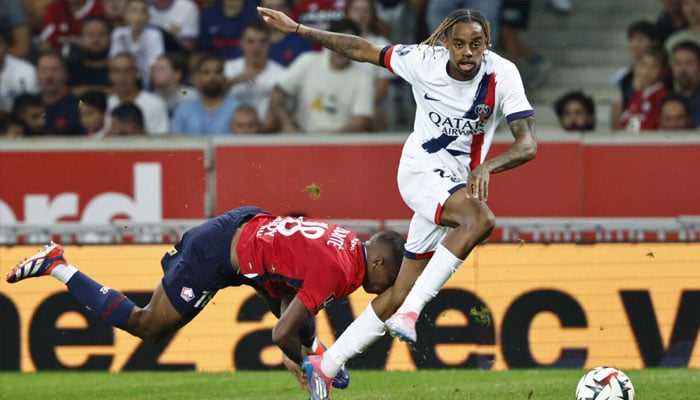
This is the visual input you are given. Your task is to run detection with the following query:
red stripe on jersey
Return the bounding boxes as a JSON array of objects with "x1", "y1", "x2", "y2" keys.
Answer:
[
  {"x1": 481, "y1": 73, "x2": 497, "y2": 119},
  {"x1": 414, "y1": 251, "x2": 435, "y2": 260},
  {"x1": 469, "y1": 133, "x2": 485, "y2": 171},
  {"x1": 470, "y1": 73, "x2": 496, "y2": 170},
  {"x1": 434, "y1": 202, "x2": 443, "y2": 225},
  {"x1": 383, "y1": 46, "x2": 395, "y2": 73}
]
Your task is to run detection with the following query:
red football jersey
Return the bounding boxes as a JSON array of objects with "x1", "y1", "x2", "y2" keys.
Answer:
[
  {"x1": 40, "y1": 0, "x2": 105, "y2": 50},
  {"x1": 236, "y1": 214, "x2": 366, "y2": 315}
]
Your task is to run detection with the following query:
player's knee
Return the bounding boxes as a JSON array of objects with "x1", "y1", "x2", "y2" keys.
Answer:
[{"x1": 455, "y1": 206, "x2": 495, "y2": 238}]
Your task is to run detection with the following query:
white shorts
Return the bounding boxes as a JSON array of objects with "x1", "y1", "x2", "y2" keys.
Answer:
[{"x1": 397, "y1": 136, "x2": 470, "y2": 258}]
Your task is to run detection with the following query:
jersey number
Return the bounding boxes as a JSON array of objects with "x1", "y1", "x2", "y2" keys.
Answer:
[{"x1": 277, "y1": 217, "x2": 329, "y2": 240}]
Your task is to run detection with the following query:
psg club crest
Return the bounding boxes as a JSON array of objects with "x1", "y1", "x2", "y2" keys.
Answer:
[
  {"x1": 475, "y1": 103, "x2": 492, "y2": 118},
  {"x1": 180, "y1": 287, "x2": 195, "y2": 302}
]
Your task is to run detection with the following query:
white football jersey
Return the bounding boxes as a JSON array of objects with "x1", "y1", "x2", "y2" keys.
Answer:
[{"x1": 381, "y1": 44, "x2": 533, "y2": 171}]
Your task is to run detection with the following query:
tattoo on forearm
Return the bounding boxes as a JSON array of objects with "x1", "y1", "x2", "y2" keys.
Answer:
[{"x1": 305, "y1": 30, "x2": 363, "y2": 60}]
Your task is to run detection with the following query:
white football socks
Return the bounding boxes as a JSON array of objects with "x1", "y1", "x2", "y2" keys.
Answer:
[
  {"x1": 396, "y1": 244, "x2": 463, "y2": 315},
  {"x1": 321, "y1": 303, "x2": 385, "y2": 377},
  {"x1": 50, "y1": 264, "x2": 78, "y2": 284}
]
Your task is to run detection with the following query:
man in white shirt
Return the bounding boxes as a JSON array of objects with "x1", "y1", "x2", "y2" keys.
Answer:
[
  {"x1": 0, "y1": 28, "x2": 39, "y2": 113},
  {"x1": 106, "y1": 52, "x2": 169, "y2": 135},
  {"x1": 265, "y1": 19, "x2": 374, "y2": 134},
  {"x1": 148, "y1": 0, "x2": 200, "y2": 51},
  {"x1": 224, "y1": 19, "x2": 286, "y2": 121}
]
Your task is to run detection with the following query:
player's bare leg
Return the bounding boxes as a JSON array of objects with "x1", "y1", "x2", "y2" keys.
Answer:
[
  {"x1": 124, "y1": 282, "x2": 192, "y2": 343},
  {"x1": 386, "y1": 188, "x2": 495, "y2": 342},
  {"x1": 6, "y1": 242, "x2": 190, "y2": 343}
]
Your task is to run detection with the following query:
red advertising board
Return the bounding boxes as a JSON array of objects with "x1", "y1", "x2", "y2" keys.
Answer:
[
  {"x1": 214, "y1": 142, "x2": 409, "y2": 219},
  {"x1": 0, "y1": 149, "x2": 208, "y2": 224}
]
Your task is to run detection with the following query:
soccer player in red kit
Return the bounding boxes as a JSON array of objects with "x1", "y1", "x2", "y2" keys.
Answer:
[{"x1": 6, "y1": 206, "x2": 405, "y2": 388}]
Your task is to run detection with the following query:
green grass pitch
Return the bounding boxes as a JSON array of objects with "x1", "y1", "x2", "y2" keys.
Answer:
[{"x1": 0, "y1": 368, "x2": 696, "y2": 399}]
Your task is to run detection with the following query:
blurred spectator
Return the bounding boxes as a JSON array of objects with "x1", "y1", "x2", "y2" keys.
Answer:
[
  {"x1": 670, "y1": 40, "x2": 700, "y2": 127},
  {"x1": 665, "y1": 0, "x2": 700, "y2": 52},
  {"x1": 615, "y1": 21, "x2": 662, "y2": 107},
  {"x1": 294, "y1": 0, "x2": 345, "y2": 30},
  {"x1": 345, "y1": 0, "x2": 393, "y2": 130},
  {"x1": 427, "y1": 0, "x2": 501, "y2": 47},
  {"x1": 109, "y1": 0, "x2": 165, "y2": 88},
  {"x1": 610, "y1": 20, "x2": 662, "y2": 129},
  {"x1": 11, "y1": 93, "x2": 45, "y2": 136},
  {"x1": 656, "y1": 0, "x2": 687, "y2": 43},
  {"x1": 620, "y1": 47, "x2": 670, "y2": 132},
  {"x1": 107, "y1": 52, "x2": 170, "y2": 134},
  {"x1": 0, "y1": 113, "x2": 24, "y2": 137},
  {"x1": 224, "y1": 20, "x2": 285, "y2": 121},
  {"x1": 37, "y1": 51, "x2": 84, "y2": 135},
  {"x1": 374, "y1": 0, "x2": 418, "y2": 44},
  {"x1": 553, "y1": 90, "x2": 596, "y2": 132},
  {"x1": 498, "y1": 0, "x2": 551, "y2": 88},
  {"x1": 78, "y1": 89, "x2": 109, "y2": 137},
  {"x1": 149, "y1": 0, "x2": 200, "y2": 52},
  {"x1": 264, "y1": 19, "x2": 373, "y2": 134},
  {"x1": 548, "y1": 0, "x2": 572, "y2": 15},
  {"x1": 24, "y1": 0, "x2": 52, "y2": 33},
  {"x1": 658, "y1": 92, "x2": 692, "y2": 129},
  {"x1": 198, "y1": 0, "x2": 259, "y2": 59},
  {"x1": 151, "y1": 52, "x2": 198, "y2": 116},
  {"x1": 110, "y1": 101, "x2": 146, "y2": 135},
  {"x1": 0, "y1": 28, "x2": 39, "y2": 113},
  {"x1": 103, "y1": 0, "x2": 128, "y2": 26},
  {"x1": 39, "y1": 0, "x2": 105, "y2": 53},
  {"x1": 229, "y1": 103, "x2": 261, "y2": 133},
  {"x1": 0, "y1": 0, "x2": 31, "y2": 59},
  {"x1": 171, "y1": 54, "x2": 240, "y2": 135},
  {"x1": 66, "y1": 17, "x2": 112, "y2": 95},
  {"x1": 260, "y1": 0, "x2": 313, "y2": 66}
]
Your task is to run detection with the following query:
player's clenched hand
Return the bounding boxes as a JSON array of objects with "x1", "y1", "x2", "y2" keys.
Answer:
[
  {"x1": 282, "y1": 353, "x2": 309, "y2": 390},
  {"x1": 257, "y1": 7, "x2": 298, "y2": 34},
  {"x1": 466, "y1": 166, "x2": 490, "y2": 202}
]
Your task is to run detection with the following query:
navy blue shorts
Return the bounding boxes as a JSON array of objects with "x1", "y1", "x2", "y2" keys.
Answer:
[{"x1": 160, "y1": 206, "x2": 266, "y2": 318}]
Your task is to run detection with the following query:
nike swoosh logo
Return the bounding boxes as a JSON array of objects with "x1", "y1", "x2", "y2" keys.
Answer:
[{"x1": 423, "y1": 93, "x2": 440, "y2": 101}]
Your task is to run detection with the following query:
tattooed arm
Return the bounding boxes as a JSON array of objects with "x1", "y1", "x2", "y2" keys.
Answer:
[
  {"x1": 257, "y1": 6, "x2": 384, "y2": 65},
  {"x1": 466, "y1": 117, "x2": 537, "y2": 201}
]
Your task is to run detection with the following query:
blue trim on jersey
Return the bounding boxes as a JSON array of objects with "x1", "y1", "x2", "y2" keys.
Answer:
[
  {"x1": 506, "y1": 109, "x2": 534, "y2": 123},
  {"x1": 448, "y1": 183, "x2": 467, "y2": 194},
  {"x1": 447, "y1": 149, "x2": 469, "y2": 156},
  {"x1": 404, "y1": 249, "x2": 435, "y2": 260},
  {"x1": 250, "y1": 272, "x2": 304, "y2": 289},
  {"x1": 423, "y1": 134, "x2": 458, "y2": 153},
  {"x1": 463, "y1": 73, "x2": 493, "y2": 119}
]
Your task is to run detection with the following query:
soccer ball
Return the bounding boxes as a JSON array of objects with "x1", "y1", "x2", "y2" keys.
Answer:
[{"x1": 575, "y1": 366, "x2": 635, "y2": 400}]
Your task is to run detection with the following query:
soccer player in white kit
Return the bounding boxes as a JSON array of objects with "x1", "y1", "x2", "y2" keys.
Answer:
[{"x1": 258, "y1": 7, "x2": 537, "y2": 400}]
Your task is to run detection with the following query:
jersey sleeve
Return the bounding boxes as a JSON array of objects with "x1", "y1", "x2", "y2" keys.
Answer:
[
  {"x1": 379, "y1": 44, "x2": 422, "y2": 85},
  {"x1": 497, "y1": 62, "x2": 534, "y2": 123}
]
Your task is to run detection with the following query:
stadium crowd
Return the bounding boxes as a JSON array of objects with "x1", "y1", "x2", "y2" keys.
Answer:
[{"x1": 0, "y1": 0, "x2": 697, "y2": 137}]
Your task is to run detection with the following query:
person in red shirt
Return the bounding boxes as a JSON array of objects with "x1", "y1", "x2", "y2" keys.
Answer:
[
  {"x1": 39, "y1": 0, "x2": 105, "y2": 52},
  {"x1": 619, "y1": 47, "x2": 670, "y2": 132},
  {"x1": 6, "y1": 206, "x2": 404, "y2": 386}
]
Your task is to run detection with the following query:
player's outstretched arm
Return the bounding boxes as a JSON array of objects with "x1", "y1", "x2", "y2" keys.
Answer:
[{"x1": 257, "y1": 6, "x2": 384, "y2": 66}]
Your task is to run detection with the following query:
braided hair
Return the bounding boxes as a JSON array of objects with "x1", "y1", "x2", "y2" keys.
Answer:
[{"x1": 421, "y1": 9, "x2": 491, "y2": 49}]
